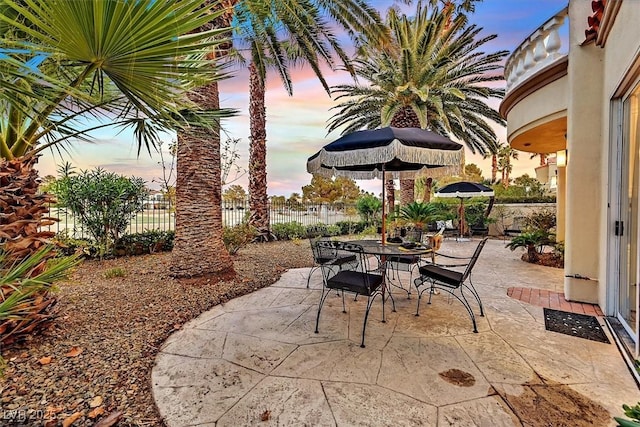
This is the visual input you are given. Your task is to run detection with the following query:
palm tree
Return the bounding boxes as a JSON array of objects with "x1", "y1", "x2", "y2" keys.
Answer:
[
  {"x1": 172, "y1": 0, "x2": 386, "y2": 276},
  {"x1": 0, "y1": 0, "x2": 230, "y2": 258},
  {"x1": 482, "y1": 139, "x2": 504, "y2": 184},
  {"x1": 171, "y1": 1, "x2": 237, "y2": 278},
  {"x1": 497, "y1": 145, "x2": 519, "y2": 188},
  {"x1": 231, "y1": 1, "x2": 386, "y2": 241},
  {"x1": 328, "y1": 1, "x2": 507, "y2": 205}
]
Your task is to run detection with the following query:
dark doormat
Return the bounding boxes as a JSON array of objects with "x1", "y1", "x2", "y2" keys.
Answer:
[{"x1": 543, "y1": 308, "x2": 610, "y2": 344}]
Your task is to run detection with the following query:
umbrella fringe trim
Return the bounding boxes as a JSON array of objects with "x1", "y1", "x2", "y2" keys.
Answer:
[
  {"x1": 311, "y1": 164, "x2": 461, "y2": 180},
  {"x1": 307, "y1": 140, "x2": 463, "y2": 172}
]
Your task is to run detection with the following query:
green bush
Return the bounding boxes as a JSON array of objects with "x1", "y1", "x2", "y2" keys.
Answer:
[
  {"x1": 356, "y1": 194, "x2": 382, "y2": 225},
  {"x1": 305, "y1": 223, "x2": 341, "y2": 237},
  {"x1": 334, "y1": 221, "x2": 368, "y2": 235},
  {"x1": 115, "y1": 230, "x2": 175, "y2": 256},
  {"x1": 51, "y1": 166, "x2": 147, "y2": 257},
  {"x1": 523, "y1": 208, "x2": 556, "y2": 232},
  {"x1": 494, "y1": 195, "x2": 556, "y2": 203},
  {"x1": 506, "y1": 230, "x2": 554, "y2": 263},
  {"x1": 53, "y1": 231, "x2": 101, "y2": 258},
  {"x1": 271, "y1": 222, "x2": 308, "y2": 240},
  {"x1": 222, "y1": 223, "x2": 256, "y2": 255}
]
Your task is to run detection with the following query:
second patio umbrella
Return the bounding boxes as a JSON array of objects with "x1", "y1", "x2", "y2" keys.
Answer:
[
  {"x1": 435, "y1": 181, "x2": 494, "y2": 238},
  {"x1": 307, "y1": 127, "x2": 463, "y2": 243}
]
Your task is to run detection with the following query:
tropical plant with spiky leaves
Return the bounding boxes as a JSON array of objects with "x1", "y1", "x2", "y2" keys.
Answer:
[
  {"x1": 0, "y1": 0, "x2": 232, "y2": 161},
  {"x1": 0, "y1": 245, "x2": 81, "y2": 345},
  {"x1": 328, "y1": 1, "x2": 507, "y2": 156}
]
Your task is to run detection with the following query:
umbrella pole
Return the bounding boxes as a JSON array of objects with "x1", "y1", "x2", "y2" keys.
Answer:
[{"x1": 381, "y1": 165, "x2": 386, "y2": 245}]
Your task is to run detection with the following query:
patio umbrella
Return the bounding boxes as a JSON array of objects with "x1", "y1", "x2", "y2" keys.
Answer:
[
  {"x1": 434, "y1": 181, "x2": 494, "y2": 238},
  {"x1": 307, "y1": 127, "x2": 463, "y2": 243}
]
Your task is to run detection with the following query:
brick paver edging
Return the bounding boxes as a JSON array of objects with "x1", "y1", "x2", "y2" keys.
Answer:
[{"x1": 507, "y1": 287, "x2": 604, "y2": 316}]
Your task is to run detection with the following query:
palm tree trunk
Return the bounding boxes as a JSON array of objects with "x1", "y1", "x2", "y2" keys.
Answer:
[
  {"x1": 504, "y1": 165, "x2": 511, "y2": 189},
  {"x1": 248, "y1": 62, "x2": 271, "y2": 240},
  {"x1": 385, "y1": 179, "x2": 395, "y2": 213},
  {"x1": 400, "y1": 178, "x2": 414, "y2": 205},
  {"x1": 491, "y1": 154, "x2": 497, "y2": 183},
  {"x1": 422, "y1": 177, "x2": 433, "y2": 203},
  {"x1": 171, "y1": 82, "x2": 234, "y2": 278},
  {"x1": 170, "y1": 1, "x2": 237, "y2": 278}
]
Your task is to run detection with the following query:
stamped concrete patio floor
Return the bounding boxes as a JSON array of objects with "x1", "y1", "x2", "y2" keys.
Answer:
[{"x1": 152, "y1": 239, "x2": 639, "y2": 426}]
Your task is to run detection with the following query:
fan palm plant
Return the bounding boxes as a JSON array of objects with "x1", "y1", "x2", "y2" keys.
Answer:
[
  {"x1": 0, "y1": 0, "x2": 231, "y2": 160},
  {"x1": 328, "y1": 1, "x2": 507, "y2": 204},
  {"x1": 0, "y1": 0, "x2": 232, "y2": 271}
]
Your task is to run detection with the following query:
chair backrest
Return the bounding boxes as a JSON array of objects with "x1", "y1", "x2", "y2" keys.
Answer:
[
  {"x1": 310, "y1": 237, "x2": 335, "y2": 262},
  {"x1": 316, "y1": 240, "x2": 365, "y2": 271},
  {"x1": 461, "y1": 237, "x2": 488, "y2": 282}
]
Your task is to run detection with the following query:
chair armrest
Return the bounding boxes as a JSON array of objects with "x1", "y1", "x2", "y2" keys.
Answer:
[{"x1": 420, "y1": 252, "x2": 469, "y2": 268}]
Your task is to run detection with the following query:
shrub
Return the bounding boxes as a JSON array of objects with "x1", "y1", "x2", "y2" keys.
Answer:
[
  {"x1": 334, "y1": 221, "x2": 368, "y2": 235},
  {"x1": 223, "y1": 223, "x2": 256, "y2": 255},
  {"x1": 506, "y1": 230, "x2": 554, "y2": 263},
  {"x1": 115, "y1": 230, "x2": 175, "y2": 256},
  {"x1": 53, "y1": 231, "x2": 101, "y2": 258},
  {"x1": 52, "y1": 166, "x2": 147, "y2": 257},
  {"x1": 271, "y1": 222, "x2": 308, "y2": 240},
  {"x1": 523, "y1": 208, "x2": 556, "y2": 233},
  {"x1": 398, "y1": 202, "x2": 436, "y2": 229},
  {"x1": 356, "y1": 194, "x2": 382, "y2": 225},
  {"x1": 305, "y1": 223, "x2": 341, "y2": 237}
]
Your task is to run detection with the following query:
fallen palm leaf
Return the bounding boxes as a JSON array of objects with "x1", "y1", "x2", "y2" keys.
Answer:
[{"x1": 65, "y1": 346, "x2": 83, "y2": 357}]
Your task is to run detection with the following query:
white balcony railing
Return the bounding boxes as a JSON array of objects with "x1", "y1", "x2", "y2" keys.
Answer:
[{"x1": 504, "y1": 7, "x2": 569, "y2": 93}]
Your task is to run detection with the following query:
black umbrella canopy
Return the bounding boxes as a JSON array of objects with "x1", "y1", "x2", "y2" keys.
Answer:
[
  {"x1": 435, "y1": 181, "x2": 494, "y2": 238},
  {"x1": 306, "y1": 127, "x2": 463, "y2": 179},
  {"x1": 435, "y1": 181, "x2": 494, "y2": 198}
]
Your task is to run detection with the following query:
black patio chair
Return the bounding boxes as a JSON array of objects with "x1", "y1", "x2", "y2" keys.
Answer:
[
  {"x1": 306, "y1": 235, "x2": 358, "y2": 288},
  {"x1": 314, "y1": 241, "x2": 385, "y2": 348},
  {"x1": 386, "y1": 227, "x2": 427, "y2": 298},
  {"x1": 412, "y1": 237, "x2": 488, "y2": 333}
]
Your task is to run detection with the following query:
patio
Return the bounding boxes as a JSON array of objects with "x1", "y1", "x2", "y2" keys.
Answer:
[{"x1": 152, "y1": 238, "x2": 638, "y2": 426}]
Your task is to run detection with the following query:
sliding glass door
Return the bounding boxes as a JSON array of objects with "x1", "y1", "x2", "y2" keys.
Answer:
[{"x1": 617, "y1": 84, "x2": 640, "y2": 346}]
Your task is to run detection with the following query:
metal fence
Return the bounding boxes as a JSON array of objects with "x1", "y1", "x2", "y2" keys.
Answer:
[
  {"x1": 45, "y1": 199, "x2": 361, "y2": 239},
  {"x1": 44, "y1": 198, "x2": 555, "y2": 240}
]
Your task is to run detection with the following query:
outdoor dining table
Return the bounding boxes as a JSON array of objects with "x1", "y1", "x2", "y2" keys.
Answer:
[{"x1": 343, "y1": 239, "x2": 434, "y2": 309}]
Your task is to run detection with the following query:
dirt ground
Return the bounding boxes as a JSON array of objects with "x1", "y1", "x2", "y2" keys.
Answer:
[{"x1": 1, "y1": 239, "x2": 612, "y2": 426}]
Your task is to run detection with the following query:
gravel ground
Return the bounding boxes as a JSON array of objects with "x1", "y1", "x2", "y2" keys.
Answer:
[{"x1": 1, "y1": 240, "x2": 314, "y2": 426}]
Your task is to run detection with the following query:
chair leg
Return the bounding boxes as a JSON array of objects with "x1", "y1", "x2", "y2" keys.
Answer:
[
  {"x1": 341, "y1": 290, "x2": 347, "y2": 313},
  {"x1": 361, "y1": 294, "x2": 379, "y2": 348},
  {"x1": 315, "y1": 288, "x2": 331, "y2": 333},
  {"x1": 439, "y1": 286, "x2": 478, "y2": 333},
  {"x1": 307, "y1": 265, "x2": 319, "y2": 288},
  {"x1": 464, "y1": 277, "x2": 484, "y2": 316},
  {"x1": 415, "y1": 290, "x2": 423, "y2": 316},
  {"x1": 413, "y1": 277, "x2": 426, "y2": 316},
  {"x1": 381, "y1": 287, "x2": 386, "y2": 323}
]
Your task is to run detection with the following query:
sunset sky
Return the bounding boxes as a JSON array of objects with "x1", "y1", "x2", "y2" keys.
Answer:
[{"x1": 36, "y1": 0, "x2": 569, "y2": 196}]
